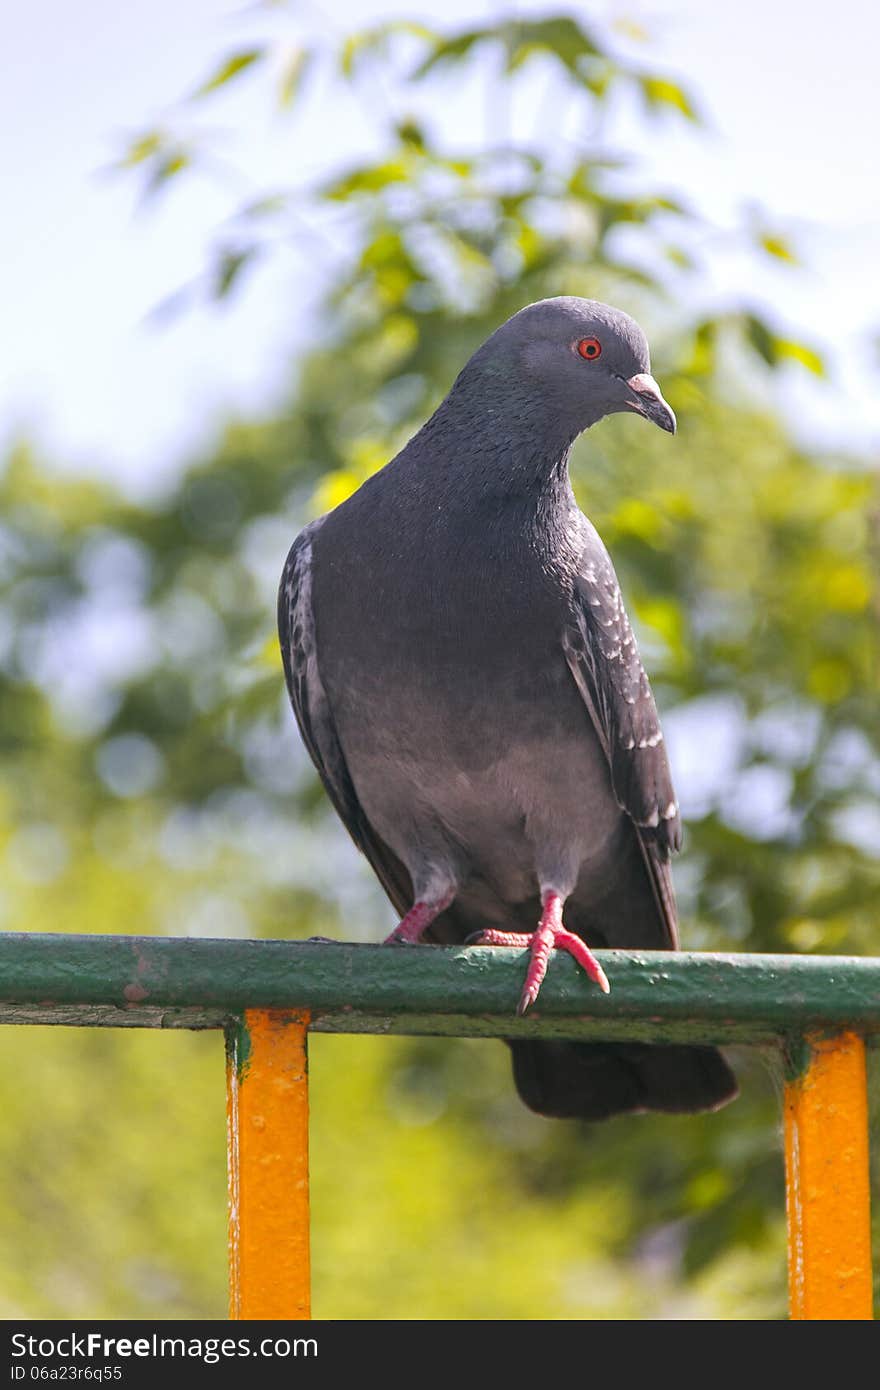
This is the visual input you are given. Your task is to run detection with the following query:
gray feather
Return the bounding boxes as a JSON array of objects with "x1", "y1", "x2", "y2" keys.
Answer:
[
  {"x1": 562, "y1": 517, "x2": 681, "y2": 945},
  {"x1": 278, "y1": 519, "x2": 412, "y2": 915}
]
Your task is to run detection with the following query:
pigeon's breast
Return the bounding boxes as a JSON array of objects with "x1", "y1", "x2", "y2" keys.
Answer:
[
  {"x1": 312, "y1": 511, "x2": 625, "y2": 904},
  {"x1": 329, "y1": 666, "x2": 626, "y2": 906}
]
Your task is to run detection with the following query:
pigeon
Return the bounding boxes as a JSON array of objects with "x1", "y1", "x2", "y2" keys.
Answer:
[{"x1": 278, "y1": 297, "x2": 738, "y2": 1120}]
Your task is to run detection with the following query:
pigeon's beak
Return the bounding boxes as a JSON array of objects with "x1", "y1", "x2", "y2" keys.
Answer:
[{"x1": 624, "y1": 373, "x2": 677, "y2": 435}]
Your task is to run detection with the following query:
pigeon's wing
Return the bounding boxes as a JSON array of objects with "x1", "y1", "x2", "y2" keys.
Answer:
[
  {"x1": 562, "y1": 519, "x2": 681, "y2": 946},
  {"x1": 278, "y1": 519, "x2": 413, "y2": 918}
]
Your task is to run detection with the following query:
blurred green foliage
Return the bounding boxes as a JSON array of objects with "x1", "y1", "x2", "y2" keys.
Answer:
[{"x1": 1, "y1": 10, "x2": 877, "y2": 1318}]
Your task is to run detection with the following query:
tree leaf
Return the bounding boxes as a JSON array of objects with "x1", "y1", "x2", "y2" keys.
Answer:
[
  {"x1": 413, "y1": 17, "x2": 602, "y2": 81},
  {"x1": 745, "y1": 313, "x2": 777, "y2": 366},
  {"x1": 760, "y1": 233, "x2": 797, "y2": 264},
  {"x1": 638, "y1": 74, "x2": 699, "y2": 121},
  {"x1": 502, "y1": 17, "x2": 601, "y2": 74},
  {"x1": 396, "y1": 118, "x2": 427, "y2": 152},
  {"x1": 323, "y1": 161, "x2": 411, "y2": 200},
  {"x1": 118, "y1": 130, "x2": 164, "y2": 168},
  {"x1": 341, "y1": 22, "x2": 436, "y2": 78},
  {"x1": 143, "y1": 150, "x2": 190, "y2": 200},
  {"x1": 278, "y1": 46, "x2": 312, "y2": 109},
  {"x1": 774, "y1": 338, "x2": 825, "y2": 375},
  {"x1": 411, "y1": 26, "x2": 492, "y2": 76},
  {"x1": 664, "y1": 243, "x2": 696, "y2": 270},
  {"x1": 685, "y1": 318, "x2": 717, "y2": 375},
  {"x1": 193, "y1": 49, "x2": 264, "y2": 100},
  {"x1": 238, "y1": 193, "x2": 289, "y2": 220},
  {"x1": 744, "y1": 316, "x2": 825, "y2": 375},
  {"x1": 211, "y1": 245, "x2": 260, "y2": 299}
]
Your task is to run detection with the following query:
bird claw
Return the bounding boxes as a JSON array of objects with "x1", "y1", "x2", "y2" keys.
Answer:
[
  {"x1": 517, "y1": 986, "x2": 539, "y2": 1018},
  {"x1": 472, "y1": 903, "x2": 610, "y2": 1013}
]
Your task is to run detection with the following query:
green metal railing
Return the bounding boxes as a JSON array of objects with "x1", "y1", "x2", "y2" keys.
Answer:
[{"x1": 0, "y1": 933, "x2": 875, "y2": 1319}]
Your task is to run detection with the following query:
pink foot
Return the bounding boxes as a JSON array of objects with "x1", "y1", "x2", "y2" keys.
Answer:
[
  {"x1": 471, "y1": 891, "x2": 610, "y2": 1015},
  {"x1": 385, "y1": 892, "x2": 454, "y2": 945}
]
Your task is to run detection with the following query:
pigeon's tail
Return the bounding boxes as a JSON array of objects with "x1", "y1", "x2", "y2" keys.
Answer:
[{"x1": 508, "y1": 1039, "x2": 737, "y2": 1120}]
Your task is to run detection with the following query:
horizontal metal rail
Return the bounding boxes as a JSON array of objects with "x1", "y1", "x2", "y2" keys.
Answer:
[
  {"x1": 0, "y1": 933, "x2": 879, "y2": 1044},
  {"x1": 0, "y1": 932, "x2": 875, "y2": 1320}
]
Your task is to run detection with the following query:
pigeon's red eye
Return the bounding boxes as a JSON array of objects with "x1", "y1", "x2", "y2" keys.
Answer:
[{"x1": 577, "y1": 337, "x2": 602, "y2": 360}]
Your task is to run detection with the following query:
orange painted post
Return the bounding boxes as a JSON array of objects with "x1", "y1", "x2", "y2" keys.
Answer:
[
  {"x1": 226, "y1": 1008, "x2": 311, "y2": 1319},
  {"x1": 784, "y1": 1031, "x2": 873, "y2": 1320}
]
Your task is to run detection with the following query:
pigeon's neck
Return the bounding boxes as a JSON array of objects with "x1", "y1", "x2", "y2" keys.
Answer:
[{"x1": 412, "y1": 387, "x2": 580, "y2": 521}]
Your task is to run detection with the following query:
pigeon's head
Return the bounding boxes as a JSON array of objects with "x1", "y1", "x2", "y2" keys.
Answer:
[{"x1": 466, "y1": 297, "x2": 676, "y2": 438}]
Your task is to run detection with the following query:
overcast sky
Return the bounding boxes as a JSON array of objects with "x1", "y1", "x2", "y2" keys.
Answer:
[{"x1": 2, "y1": 1, "x2": 878, "y2": 494}]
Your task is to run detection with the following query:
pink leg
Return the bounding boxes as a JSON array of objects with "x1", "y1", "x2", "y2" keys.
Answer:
[
  {"x1": 384, "y1": 891, "x2": 454, "y2": 945},
  {"x1": 472, "y1": 890, "x2": 610, "y2": 1016}
]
